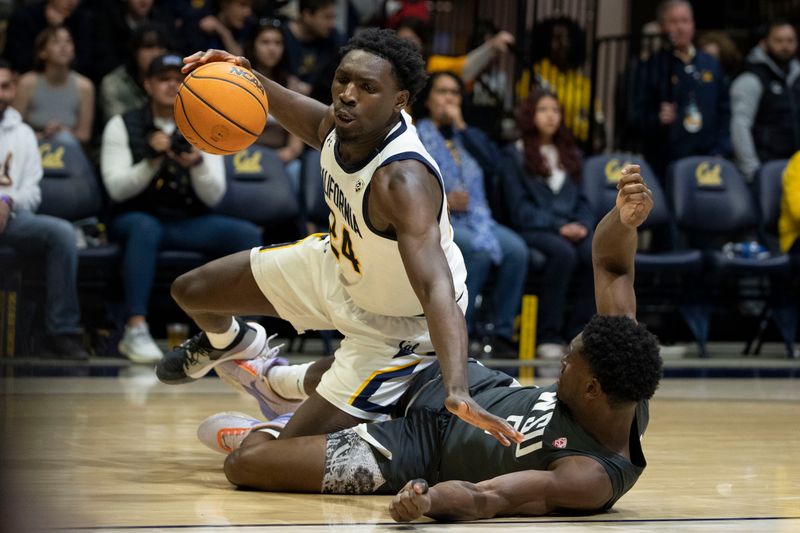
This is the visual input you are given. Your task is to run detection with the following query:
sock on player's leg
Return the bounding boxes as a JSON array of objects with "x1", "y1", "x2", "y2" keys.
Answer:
[
  {"x1": 206, "y1": 318, "x2": 241, "y2": 349},
  {"x1": 267, "y1": 363, "x2": 313, "y2": 401}
]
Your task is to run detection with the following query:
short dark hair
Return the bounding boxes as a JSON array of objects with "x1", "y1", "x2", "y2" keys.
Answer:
[
  {"x1": 763, "y1": 18, "x2": 797, "y2": 39},
  {"x1": 656, "y1": 0, "x2": 693, "y2": 23},
  {"x1": 300, "y1": 0, "x2": 336, "y2": 14},
  {"x1": 131, "y1": 22, "x2": 171, "y2": 52},
  {"x1": 340, "y1": 28, "x2": 427, "y2": 103},
  {"x1": 0, "y1": 59, "x2": 11, "y2": 72},
  {"x1": 581, "y1": 315, "x2": 663, "y2": 406},
  {"x1": 412, "y1": 71, "x2": 463, "y2": 119}
]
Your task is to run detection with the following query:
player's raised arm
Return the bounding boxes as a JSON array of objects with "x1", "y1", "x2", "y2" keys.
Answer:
[
  {"x1": 182, "y1": 50, "x2": 332, "y2": 150},
  {"x1": 389, "y1": 456, "x2": 612, "y2": 522},
  {"x1": 369, "y1": 160, "x2": 523, "y2": 447},
  {"x1": 591, "y1": 164, "x2": 653, "y2": 319}
]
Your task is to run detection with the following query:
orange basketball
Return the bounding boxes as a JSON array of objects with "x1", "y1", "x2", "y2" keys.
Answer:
[{"x1": 175, "y1": 62, "x2": 269, "y2": 155}]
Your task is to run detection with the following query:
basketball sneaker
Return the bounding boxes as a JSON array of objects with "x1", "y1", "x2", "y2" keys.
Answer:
[
  {"x1": 155, "y1": 318, "x2": 266, "y2": 384},
  {"x1": 197, "y1": 411, "x2": 294, "y2": 454},
  {"x1": 215, "y1": 335, "x2": 302, "y2": 419}
]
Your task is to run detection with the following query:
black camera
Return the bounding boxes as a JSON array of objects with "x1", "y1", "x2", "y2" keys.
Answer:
[{"x1": 171, "y1": 129, "x2": 194, "y2": 155}]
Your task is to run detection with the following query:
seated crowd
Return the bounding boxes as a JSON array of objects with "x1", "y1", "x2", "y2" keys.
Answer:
[{"x1": 0, "y1": 0, "x2": 798, "y2": 361}]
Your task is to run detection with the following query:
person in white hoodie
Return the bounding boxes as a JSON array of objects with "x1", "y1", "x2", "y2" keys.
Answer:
[
  {"x1": 730, "y1": 20, "x2": 800, "y2": 181},
  {"x1": 0, "y1": 59, "x2": 88, "y2": 359}
]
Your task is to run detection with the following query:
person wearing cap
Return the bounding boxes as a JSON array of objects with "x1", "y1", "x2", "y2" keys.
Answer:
[
  {"x1": 99, "y1": 23, "x2": 171, "y2": 122},
  {"x1": 99, "y1": 53, "x2": 262, "y2": 364}
]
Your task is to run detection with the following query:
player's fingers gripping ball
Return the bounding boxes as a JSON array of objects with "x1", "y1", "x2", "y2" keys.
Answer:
[{"x1": 175, "y1": 62, "x2": 269, "y2": 155}]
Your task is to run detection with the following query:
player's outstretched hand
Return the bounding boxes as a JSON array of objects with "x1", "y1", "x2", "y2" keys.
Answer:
[
  {"x1": 389, "y1": 479, "x2": 430, "y2": 522},
  {"x1": 615, "y1": 164, "x2": 653, "y2": 229},
  {"x1": 445, "y1": 394, "x2": 524, "y2": 447},
  {"x1": 182, "y1": 49, "x2": 251, "y2": 75}
]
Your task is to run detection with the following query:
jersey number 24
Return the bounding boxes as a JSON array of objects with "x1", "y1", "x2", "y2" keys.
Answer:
[{"x1": 329, "y1": 212, "x2": 361, "y2": 274}]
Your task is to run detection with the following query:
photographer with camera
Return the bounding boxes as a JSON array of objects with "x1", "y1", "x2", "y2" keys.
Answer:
[{"x1": 100, "y1": 53, "x2": 262, "y2": 364}]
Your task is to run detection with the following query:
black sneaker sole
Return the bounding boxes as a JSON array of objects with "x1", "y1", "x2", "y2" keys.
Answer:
[{"x1": 155, "y1": 364, "x2": 196, "y2": 385}]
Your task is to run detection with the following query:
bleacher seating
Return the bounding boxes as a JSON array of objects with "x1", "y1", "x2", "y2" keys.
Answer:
[
  {"x1": 668, "y1": 156, "x2": 797, "y2": 357},
  {"x1": 583, "y1": 153, "x2": 706, "y2": 352}
]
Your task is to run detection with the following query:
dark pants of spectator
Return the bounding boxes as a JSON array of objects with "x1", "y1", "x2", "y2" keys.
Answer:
[
  {"x1": 790, "y1": 239, "x2": 800, "y2": 255},
  {"x1": 110, "y1": 212, "x2": 263, "y2": 318},
  {"x1": 452, "y1": 220, "x2": 529, "y2": 341},
  {"x1": 519, "y1": 230, "x2": 595, "y2": 345},
  {"x1": 0, "y1": 211, "x2": 81, "y2": 334}
]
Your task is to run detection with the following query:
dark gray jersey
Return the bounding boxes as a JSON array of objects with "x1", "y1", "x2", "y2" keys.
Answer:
[
  {"x1": 439, "y1": 384, "x2": 648, "y2": 509},
  {"x1": 365, "y1": 362, "x2": 648, "y2": 510}
]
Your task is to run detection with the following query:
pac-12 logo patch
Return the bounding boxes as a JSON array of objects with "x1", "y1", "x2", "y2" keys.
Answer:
[{"x1": 552, "y1": 438, "x2": 568, "y2": 449}]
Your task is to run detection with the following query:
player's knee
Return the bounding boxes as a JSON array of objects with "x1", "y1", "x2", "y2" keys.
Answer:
[
  {"x1": 171, "y1": 269, "x2": 205, "y2": 310},
  {"x1": 224, "y1": 449, "x2": 245, "y2": 487},
  {"x1": 224, "y1": 448, "x2": 257, "y2": 488}
]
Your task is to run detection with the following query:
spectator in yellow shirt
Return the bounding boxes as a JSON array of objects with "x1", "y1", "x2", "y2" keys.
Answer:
[{"x1": 779, "y1": 151, "x2": 800, "y2": 254}]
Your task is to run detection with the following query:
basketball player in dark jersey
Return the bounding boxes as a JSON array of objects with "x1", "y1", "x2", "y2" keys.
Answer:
[{"x1": 199, "y1": 164, "x2": 662, "y2": 521}]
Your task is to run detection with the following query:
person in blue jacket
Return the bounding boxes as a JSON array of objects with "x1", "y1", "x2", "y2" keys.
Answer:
[
  {"x1": 414, "y1": 71, "x2": 528, "y2": 357},
  {"x1": 502, "y1": 90, "x2": 595, "y2": 363},
  {"x1": 631, "y1": 0, "x2": 731, "y2": 179}
]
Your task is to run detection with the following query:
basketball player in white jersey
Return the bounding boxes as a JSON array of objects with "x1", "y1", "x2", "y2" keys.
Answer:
[{"x1": 156, "y1": 28, "x2": 523, "y2": 447}]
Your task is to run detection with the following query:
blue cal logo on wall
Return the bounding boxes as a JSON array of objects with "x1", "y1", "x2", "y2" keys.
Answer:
[
  {"x1": 695, "y1": 162, "x2": 722, "y2": 187},
  {"x1": 233, "y1": 149, "x2": 263, "y2": 174},
  {"x1": 39, "y1": 143, "x2": 65, "y2": 170}
]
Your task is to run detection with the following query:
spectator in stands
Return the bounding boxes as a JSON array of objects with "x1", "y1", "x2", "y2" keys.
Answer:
[
  {"x1": 414, "y1": 72, "x2": 528, "y2": 356},
  {"x1": 502, "y1": 90, "x2": 595, "y2": 362},
  {"x1": 99, "y1": 23, "x2": 169, "y2": 122},
  {"x1": 100, "y1": 53, "x2": 262, "y2": 363},
  {"x1": 780, "y1": 151, "x2": 800, "y2": 256},
  {"x1": 631, "y1": 0, "x2": 730, "y2": 179},
  {"x1": 697, "y1": 30, "x2": 742, "y2": 82},
  {"x1": 523, "y1": 16, "x2": 598, "y2": 149},
  {"x1": 244, "y1": 17, "x2": 304, "y2": 190},
  {"x1": 0, "y1": 59, "x2": 88, "y2": 359},
  {"x1": 2, "y1": 0, "x2": 94, "y2": 78},
  {"x1": 731, "y1": 20, "x2": 800, "y2": 181},
  {"x1": 183, "y1": 0, "x2": 254, "y2": 57},
  {"x1": 12, "y1": 26, "x2": 94, "y2": 146},
  {"x1": 394, "y1": 17, "x2": 514, "y2": 85},
  {"x1": 93, "y1": 0, "x2": 176, "y2": 80},
  {"x1": 462, "y1": 19, "x2": 515, "y2": 142},
  {"x1": 282, "y1": 0, "x2": 342, "y2": 104}
]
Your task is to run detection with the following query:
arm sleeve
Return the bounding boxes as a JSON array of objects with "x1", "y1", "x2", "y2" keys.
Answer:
[
  {"x1": 11, "y1": 127, "x2": 43, "y2": 213},
  {"x1": 572, "y1": 190, "x2": 596, "y2": 229},
  {"x1": 427, "y1": 55, "x2": 468, "y2": 77},
  {"x1": 459, "y1": 127, "x2": 502, "y2": 174},
  {"x1": 100, "y1": 115, "x2": 158, "y2": 203},
  {"x1": 190, "y1": 154, "x2": 226, "y2": 207},
  {"x1": 729, "y1": 73, "x2": 763, "y2": 180},
  {"x1": 502, "y1": 154, "x2": 566, "y2": 231}
]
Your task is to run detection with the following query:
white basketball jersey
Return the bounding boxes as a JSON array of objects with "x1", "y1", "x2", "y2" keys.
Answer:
[{"x1": 319, "y1": 110, "x2": 467, "y2": 317}]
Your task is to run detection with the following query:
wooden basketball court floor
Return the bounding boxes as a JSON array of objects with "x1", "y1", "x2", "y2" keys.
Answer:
[{"x1": 1, "y1": 369, "x2": 799, "y2": 532}]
